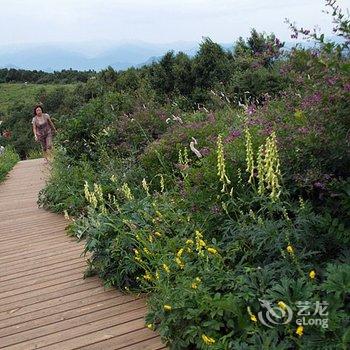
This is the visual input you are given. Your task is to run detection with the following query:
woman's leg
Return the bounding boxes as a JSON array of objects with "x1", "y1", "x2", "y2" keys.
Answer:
[
  {"x1": 39, "y1": 138, "x2": 48, "y2": 160},
  {"x1": 45, "y1": 134, "x2": 53, "y2": 162}
]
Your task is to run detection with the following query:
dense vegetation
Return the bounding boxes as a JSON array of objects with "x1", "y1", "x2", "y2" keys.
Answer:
[
  {"x1": 2, "y1": 1, "x2": 350, "y2": 348},
  {"x1": 0, "y1": 68, "x2": 95, "y2": 84},
  {"x1": 0, "y1": 146, "x2": 19, "y2": 182}
]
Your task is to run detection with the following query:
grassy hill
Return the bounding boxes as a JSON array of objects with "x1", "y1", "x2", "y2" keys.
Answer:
[{"x1": 0, "y1": 83, "x2": 75, "y2": 116}]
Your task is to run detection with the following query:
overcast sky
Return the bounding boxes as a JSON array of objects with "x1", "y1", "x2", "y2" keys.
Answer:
[{"x1": 0, "y1": 0, "x2": 348, "y2": 46}]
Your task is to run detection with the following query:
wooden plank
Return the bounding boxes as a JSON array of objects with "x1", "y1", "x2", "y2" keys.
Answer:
[
  {"x1": 79, "y1": 329, "x2": 163, "y2": 350},
  {"x1": 3, "y1": 309, "x2": 147, "y2": 350},
  {"x1": 0, "y1": 294, "x2": 141, "y2": 336},
  {"x1": 0, "y1": 301, "x2": 146, "y2": 347}
]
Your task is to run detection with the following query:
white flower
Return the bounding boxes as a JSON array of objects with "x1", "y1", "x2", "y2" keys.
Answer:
[{"x1": 189, "y1": 137, "x2": 202, "y2": 158}]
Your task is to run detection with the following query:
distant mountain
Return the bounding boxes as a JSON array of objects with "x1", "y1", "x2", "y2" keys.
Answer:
[
  {"x1": 0, "y1": 41, "x2": 201, "y2": 72},
  {"x1": 0, "y1": 36, "x2": 344, "y2": 72}
]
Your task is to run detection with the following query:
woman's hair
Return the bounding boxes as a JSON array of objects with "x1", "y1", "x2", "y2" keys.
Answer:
[{"x1": 33, "y1": 105, "x2": 43, "y2": 116}]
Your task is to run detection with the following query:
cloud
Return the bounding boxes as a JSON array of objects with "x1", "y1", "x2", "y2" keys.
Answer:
[{"x1": 0, "y1": 0, "x2": 348, "y2": 45}]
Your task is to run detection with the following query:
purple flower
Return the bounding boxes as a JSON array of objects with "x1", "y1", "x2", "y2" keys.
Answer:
[
  {"x1": 211, "y1": 205, "x2": 221, "y2": 214},
  {"x1": 326, "y1": 76, "x2": 338, "y2": 86},
  {"x1": 199, "y1": 147, "x2": 211, "y2": 156},
  {"x1": 260, "y1": 127, "x2": 273, "y2": 136},
  {"x1": 246, "y1": 104, "x2": 257, "y2": 116},
  {"x1": 207, "y1": 113, "x2": 216, "y2": 123},
  {"x1": 301, "y1": 92, "x2": 322, "y2": 109},
  {"x1": 224, "y1": 130, "x2": 242, "y2": 143},
  {"x1": 298, "y1": 127, "x2": 309, "y2": 134},
  {"x1": 314, "y1": 181, "x2": 325, "y2": 190},
  {"x1": 344, "y1": 83, "x2": 350, "y2": 92}
]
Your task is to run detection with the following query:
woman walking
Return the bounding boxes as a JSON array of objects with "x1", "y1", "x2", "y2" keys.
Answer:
[{"x1": 32, "y1": 105, "x2": 57, "y2": 162}]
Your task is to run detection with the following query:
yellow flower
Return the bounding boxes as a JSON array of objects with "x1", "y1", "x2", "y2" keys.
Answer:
[
  {"x1": 286, "y1": 245, "x2": 294, "y2": 254},
  {"x1": 155, "y1": 271, "x2": 160, "y2": 280},
  {"x1": 134, "y1": 256, "x2": 142, "y2": 263},
  {"x1": 147, "y1": 323, "x2": 154, "y2": 330},
  {"x1": 278, "y1": 301, "x2": 287, "y2": 310},
  {"x1": 198, "y1": 239, "x2": 206, "y2": 247},
  {"x1": 154, "y1": 231, "x2": 162, "y2": 237},
  {"x1": 296, "y1": 325, "x2": 304, "y2": 337},
  {"x1": 177, "y1": 248, "x2": 184, "y2": 257},
  {"x1": 143, "y1": 247, "x2": 151, "y2": 255},
  {"x1": 175, "y1": 256, "x2": 185, "y2": 269},
  {"x1": 163, "y1": 304, "x2": 172, "y2": 311},
  {"x1": 201, "y1": 334, "x2": 216, "y2": 345},
  {"x1": 191, "y1": 277, "x2": 201, "y2": 289},
  {"x1": 185, "y1": 239, "x2": 194, "y2": 245},
  {"x1": 247, "y1": 306, "x2": 258, "y2": 323},
  {"x1": 294, "y1": 109, "x2": 304, "y2": 121},
  {"x1": 162, "y1": 264, "x2": 170, "y2": 273},
  {"x1": 143, "y1": 272, "x2": 152, "y2": 281},
  {"x1": 148, "y1": 234, "x2": 153, "y2": 243},
  {"x1": 207, "y1": 247, "x2": 218, "y2": 255},
  {"x1": 309, "y1": 270, "x2": 316, "y2": 279}
]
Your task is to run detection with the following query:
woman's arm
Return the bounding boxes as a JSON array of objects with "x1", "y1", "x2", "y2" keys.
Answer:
[
  {"x1": 47, "y1": 115, "x2": 57, "y2": 133},
  {"x1": 32, "y1": 119, "x2": 38, "y2": 141}
]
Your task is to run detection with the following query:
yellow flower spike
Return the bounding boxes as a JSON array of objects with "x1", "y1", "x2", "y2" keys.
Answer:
[
  {"x1": 142, "y1": 178, "x2": 150, "y2": 196},
  {"x1": 296, "y1": 325, "x2": 304, "y2": 337},
  {"x1": 286, "y1": 245, "x2": 294, "y2": 254},
  {"x1": 185, "y1": 239, "x2": 194, "y2": 245},
  {"x1": 163, "y1": 304, "x2": 172, "y2": 311},
  {"x1": 155, "y1": 271, "x2": 160, "y2": 280},
  {"x1": 202, "y1": 334, "x2": 216, "y2": 345},
  {"x1": 309, "y1": 270, "x2": 316, "y2": 279},
  {"x1": 159, "y1": 174, "x2": 165, "y2": 193},
  {"x1": 154, "y1": 231, "x2": 162, "y2": 237},
  {"x1": 143, "y1": 247, "x2": 151, "y2": 255},
  {"x1": 148, "y1": 234, "x2": 153, "y2": 243},
  {"x1": 120, "y1": 183, "x2": 134, "y2": 200},
  {"x1": 162, "y1": 264, "x2": 170, "y2": 273},
  {"x1": 245, "y1": 127, "x2": 255, "y2": 184},
  {"x1": 217, "y1": 134, "x2": 231, "y2": 193},
  {"x1": 177, "y1": 248, "x2": 184, "y2": 257},
  {"x1": 257, "y1": 144, "x2": 265, "y2": 195},
  {"x1": 207, "y1": 247, "x2": 218, "y2": 255},
  {"x1": 278, "y1": 301, "x2": 287, "y2": 310},
  {"x1": 175, "y1": 257, "x2": 185, "y2": 269}
]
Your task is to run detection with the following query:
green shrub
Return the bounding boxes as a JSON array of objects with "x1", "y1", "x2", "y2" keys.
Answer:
[{"x1": 0, "y1": 146, "x2": 19, "y2": 182}]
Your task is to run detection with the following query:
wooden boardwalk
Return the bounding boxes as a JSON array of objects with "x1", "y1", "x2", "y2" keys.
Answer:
[{"x1": 0, "y1": 159, "x2": 165, "y2": 350}]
